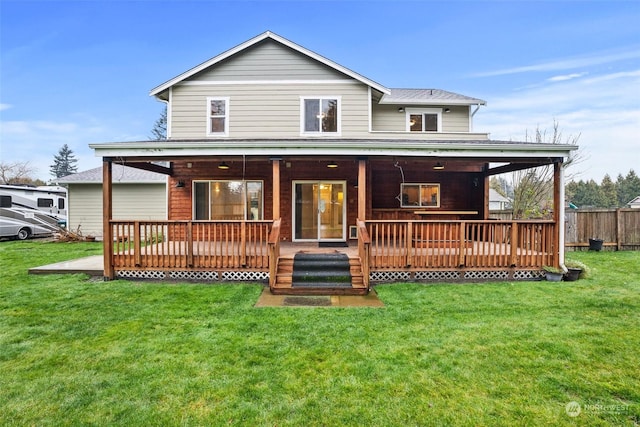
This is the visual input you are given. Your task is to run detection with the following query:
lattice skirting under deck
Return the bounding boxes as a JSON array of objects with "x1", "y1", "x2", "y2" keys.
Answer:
[
  {"x1": 115, "y1": 270, "x2": 268, "y2": 282},
  {"x1": 370, "y1": 269, "x2": 544, "y2": 283},
  {"x1": 115, "y1": 269, "x2": 544, "y2": 283}
]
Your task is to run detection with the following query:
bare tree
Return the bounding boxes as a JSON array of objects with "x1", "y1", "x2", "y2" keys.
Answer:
[
  {"x1": 0, "y1": 161, "x2": 42, "y2": 185},
  {"x1": 150, "y1": 106, "x2": 167, "y2": 140},
  {"x1": 511, "y1": 120, "x2": 582, "y2": 219}
]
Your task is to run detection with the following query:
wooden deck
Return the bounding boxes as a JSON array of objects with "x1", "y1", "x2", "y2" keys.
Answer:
[{"x1": 105, "y1": 219, "x2": 558, "y2": 291}]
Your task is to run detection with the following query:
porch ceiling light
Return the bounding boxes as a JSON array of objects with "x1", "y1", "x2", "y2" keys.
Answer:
[
  {"x1": 327, "y1": 161, "x2": 338, "y2": 168},
  {"x1": 218, "y1": 162, "x2": 230, "y2": 170},
  {"x1": 433, "y1": 162, "x2": 445, "y2": 170}
]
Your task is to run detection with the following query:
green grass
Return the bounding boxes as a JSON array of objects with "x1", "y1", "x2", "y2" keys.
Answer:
[{"x1": 1, "y1": 241, "x2": 638, "y2": 426}]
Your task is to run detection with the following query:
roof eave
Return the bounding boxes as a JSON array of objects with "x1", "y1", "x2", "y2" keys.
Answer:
[
  {"x1": 90, "y1": 140, "x2": 577, "y2": 160},
  {"x1": 378, "y1": 98, "x2": 487, "y2": 106}
]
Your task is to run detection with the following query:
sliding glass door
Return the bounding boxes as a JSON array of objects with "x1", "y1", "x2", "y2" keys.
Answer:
[{"x1": 293, "y1": 181, "x2": 346, "y2": 241}]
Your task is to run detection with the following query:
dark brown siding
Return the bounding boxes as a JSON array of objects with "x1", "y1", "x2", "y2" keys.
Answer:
[{"x1": 168, "y1": 157, "x2": 489, "y2": 241}]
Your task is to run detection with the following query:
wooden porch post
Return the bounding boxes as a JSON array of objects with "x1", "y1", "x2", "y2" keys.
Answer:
[
  {"x1": 483, "y1": 167, "x2": 490, "y2": 219},
  {"x1": 272, "y1": 159, "x2": 280, "y2": 220},
  {"x1": 358, "y1": 159, "x2": 366, "y2": 221},
  {"x1": 103, "y1": 159, "x2": 114, "y2": 280},
  {"x1": 553, "y1": 161, "x2": 564, "y2": 268}
]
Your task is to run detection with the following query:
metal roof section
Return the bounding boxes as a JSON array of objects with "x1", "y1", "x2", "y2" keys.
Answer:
[
  {"x1": 56, "y1": 164, "x2": 167, "y2": 184},
  {"x1": 379, "y1": 89, "x2": 487, "y2": 106},
  {"x1": 149, "y1": 31, "x2": 390, "y2": 98},
  {"x1": 90, "y1": 139, "x2": 576, "y2": 160}
]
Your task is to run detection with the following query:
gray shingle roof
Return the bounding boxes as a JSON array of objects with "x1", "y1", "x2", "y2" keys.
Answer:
[
  {"x1": 56, "y1": 164, "x2": 166, "y2": 184},
  {"x1": 380, "y1": 88, "x2": 486, "y2": 106}
]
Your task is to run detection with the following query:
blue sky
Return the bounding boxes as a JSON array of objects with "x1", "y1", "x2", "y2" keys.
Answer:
[{"x1": 1, "y1": 0, "x2": 639, "y2": 183}]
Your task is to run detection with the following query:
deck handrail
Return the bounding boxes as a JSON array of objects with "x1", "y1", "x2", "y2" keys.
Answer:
[
  {"x1": 356, "y1": 219, "x2": 371, "y2": 289},
  {"x1": 109, "y1": 219, "x2": 274, "y2": 271},
  {"x1": 267, "y1": 218, "x2": 281, "y2": 287},
  {"x1": 364, "y1": 219, "x2": 557, "y2": 270}
]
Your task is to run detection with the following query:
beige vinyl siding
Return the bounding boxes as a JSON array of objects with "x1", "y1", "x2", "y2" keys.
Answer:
[
  {"x1": 171, "y1": 83, "x2": 371, "y2": 139},
  {"x1": 67, "y1": 184, "x2": 166, "y2": 238},
  {"x1": 372, "y1": 104, "x2": 471, "y2": 133},
  {"x1": 188, "y1": 40, "x2": 348, "y2": 81}
]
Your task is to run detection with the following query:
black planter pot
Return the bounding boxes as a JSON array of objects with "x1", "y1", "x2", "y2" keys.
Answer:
[
  {"x1": 564, "y1": 268, "x2": 582, "y2": 281},
  {"x1": 588, "y1": 238, "x2": 603, "y2": 251}
]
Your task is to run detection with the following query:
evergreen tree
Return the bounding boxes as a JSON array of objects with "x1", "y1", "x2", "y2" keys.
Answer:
[
  {"x1": 49, "y1": 144, "x2": 78, "y2": 178},
  {"x1": 617, "y1": 169, "x2": 640, "y2": 206},
  {"x1": 600, "y1": 174, "x2": 618, "y2": 208}
]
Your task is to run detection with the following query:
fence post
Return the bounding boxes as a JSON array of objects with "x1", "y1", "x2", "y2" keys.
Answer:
[{"x1": 616, "y1": 208, "x2": 623, "y2": 251}]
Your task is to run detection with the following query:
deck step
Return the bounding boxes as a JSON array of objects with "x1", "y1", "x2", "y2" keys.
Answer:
[
  {"x1": 272, "y1": 252, "x2": 366, "y2": 295},
  {"x1": 292, "y1": 253, "x2": 351, "y2": 287}
]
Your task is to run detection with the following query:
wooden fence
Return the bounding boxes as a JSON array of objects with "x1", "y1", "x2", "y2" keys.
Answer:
[
  {"x1": 491, "y1": 209, "x2": 640, "y2": 250},
  {"x1": 565, "y1": 209, "x2": 640, "y2": 251}
]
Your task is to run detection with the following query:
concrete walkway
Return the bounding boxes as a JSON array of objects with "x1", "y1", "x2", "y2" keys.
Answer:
[
  {"x1": 28, "y1": 255, "x2": 104, "y2": 276},
  {"x1": 254, "y1": 287, "x2": 384, "y2": 308}
]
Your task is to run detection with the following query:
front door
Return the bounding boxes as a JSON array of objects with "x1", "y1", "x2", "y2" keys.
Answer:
[{"x1": 293, "y1": 181, "x2": 346, "y2": 241}]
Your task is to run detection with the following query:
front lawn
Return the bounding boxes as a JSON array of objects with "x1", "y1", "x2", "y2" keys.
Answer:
[{"x1": 1, "y1": 241, "x2": 638, "y2": 426}]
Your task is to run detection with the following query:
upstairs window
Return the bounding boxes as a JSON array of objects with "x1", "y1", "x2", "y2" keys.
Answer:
[
  {"x1": 406, "y1": 108, "x2": 442, "y2": 132},
  {"x1": 207, "y1": 97, "x2": 229, "y2": 136},
  {"x1": 301, "y1": 97, "x2": 340, "y2": 135}
]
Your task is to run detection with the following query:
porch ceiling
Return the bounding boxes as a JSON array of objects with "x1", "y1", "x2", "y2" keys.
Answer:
[{"x1": 90, "y1": 139, "x2": 576, "y2": 161}]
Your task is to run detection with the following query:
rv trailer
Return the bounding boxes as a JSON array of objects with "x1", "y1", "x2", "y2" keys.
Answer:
[{"x1": 0, "y1": 185, "x2": 67, "y2": 240}]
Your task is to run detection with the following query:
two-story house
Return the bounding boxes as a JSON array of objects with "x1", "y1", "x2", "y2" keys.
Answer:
[{"x1": 91, "y1": 31, "x2": 576, "y2": 294}]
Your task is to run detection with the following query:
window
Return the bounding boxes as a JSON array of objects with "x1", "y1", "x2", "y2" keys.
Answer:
[
  {"x1": 207, "y1": 97, "x2": 229, "y2": 136},
  {"x1": 193, "y1": 180, "x2": 263, "y2": 220},
  {"x1": 301, "y1": 97, "x2": 340, "y2": 135},
  {"x1": 401, "y1": 183, "x2": 440, "y2": 208},
  {"x1": 0, "y1": 195, "x2": 11, "y2": 208},
  {"x1": 58, "y1": 198, "x2": 65, "y2": 209},
  {"x1": 37, "y1": 198, "x2": 54, "y2": 208},
  {"x1": 406, "y1": 108, "x2": 442, "y2": 132}
]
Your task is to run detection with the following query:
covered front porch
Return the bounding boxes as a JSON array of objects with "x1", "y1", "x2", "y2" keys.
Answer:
[{"x1": 93, "y1": 138, "x2": 574, "y2": 293}]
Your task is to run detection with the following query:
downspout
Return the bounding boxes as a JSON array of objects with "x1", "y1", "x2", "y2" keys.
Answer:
[
  {"x1": 558, "y1": 161, "x2": 567, "y2": 271},
  {"x1": 470, "y1": 103, "x2": 481, "y2": 132}
]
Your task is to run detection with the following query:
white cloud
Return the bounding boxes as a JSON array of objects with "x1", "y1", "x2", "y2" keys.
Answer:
[
  {"x1": 547, "y1": 72, "x2": 587, "y2": 82},
  {"x1": 0, "y1": 118, "x2": 107, "y2": 181},
  {"x1": 473, "y1": 47, "x2": 640, "y2": 77},
  {"x1": 475, "y1": 69, "x2": 640, "y2": 182},
  {"x1": 0, "y1": 103, "x2": 12, "y2": 111}
]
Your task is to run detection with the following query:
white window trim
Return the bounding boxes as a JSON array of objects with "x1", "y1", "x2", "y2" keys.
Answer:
[
  {"x1": 192, "y1": 180, "x2": 264, "y2": 221},
  {"x1": 206, "y1": 96, "x2": 230, "y2": 136},
  {"x1": 300, "y1": 96, "x2": 342, "y2": 136},
  {"x1": 405, "y1": 107, "x2": 442, "y2": 133}
]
